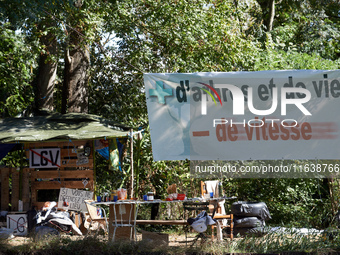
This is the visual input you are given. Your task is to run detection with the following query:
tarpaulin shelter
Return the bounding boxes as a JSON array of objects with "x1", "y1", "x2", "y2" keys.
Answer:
[
  {"x1": 0, "y1": 113, "x2": 130, "y2": 143},
  {"x1": 0, "y1": 113, "x2": 131, "y2": 211}
]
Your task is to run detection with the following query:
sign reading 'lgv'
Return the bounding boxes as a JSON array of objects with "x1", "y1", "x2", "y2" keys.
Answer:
[{"x1": 29, "y1": 148, "x2": 61, "y2": 168}]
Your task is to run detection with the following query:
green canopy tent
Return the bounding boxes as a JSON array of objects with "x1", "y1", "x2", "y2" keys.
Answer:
[{"x1": 0, "y1": 113, "x2": 130, "y2": 143}]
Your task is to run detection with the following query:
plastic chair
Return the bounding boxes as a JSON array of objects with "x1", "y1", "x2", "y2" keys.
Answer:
[{"x1": 84, "y1": 200, "x2": 108, "y2": 234}]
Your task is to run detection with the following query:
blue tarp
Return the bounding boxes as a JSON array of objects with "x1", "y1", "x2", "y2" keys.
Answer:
[{"x1": 0, "y1": 144, "x2": 15, "y2": 161}]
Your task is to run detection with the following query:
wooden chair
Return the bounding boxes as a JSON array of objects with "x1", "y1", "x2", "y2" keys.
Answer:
[
  {"x1": 212, "y1": 209, "x2": 233, "y2": 240},
  {"x1": 201, "y1": 181, "x2": 221, "y2": 213},
  {"x1": 201, "y1": 181, "x2": 233, "y2": 240},
  {"x1": 84, "y1": 200, "x2": 108, "y2": 234}
]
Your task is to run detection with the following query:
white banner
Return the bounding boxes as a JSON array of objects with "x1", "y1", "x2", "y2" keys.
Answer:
[{"x1": 144, "y1": 70, "x2": 340, "y2": 161}]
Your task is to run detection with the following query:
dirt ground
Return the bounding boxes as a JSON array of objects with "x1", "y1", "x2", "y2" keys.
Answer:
[{"x1": 2, "y1": 232, "x2": 196, "y2": 247}]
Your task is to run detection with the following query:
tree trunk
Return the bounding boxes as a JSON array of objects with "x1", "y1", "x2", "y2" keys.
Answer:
[
  {"x1": 257, "y1": 0, "x2": 276, "y2": 32},
  {"x1": 33, "y1": 23, "x2": 57, "y2": 114},
  {"x1": 328, "y1": 177, "x2": 339, "y2": 218},
  {"x1": 62, "y1": 46, "x2": 89, "y2": 114},
  {"x1": 34, "y1": 55, "x2": 57, "y2": 112},
  {"x1": 61, "y1": 0, "x2": 90, "y2": 114}
]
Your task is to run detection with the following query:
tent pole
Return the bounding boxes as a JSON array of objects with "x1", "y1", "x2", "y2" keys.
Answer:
[
  {"x1": 130, "y1": 129, "x2": 134, "y2": 199},
  {"x1": 93, "y1": 140, "x2": 96, "y2": 200}
]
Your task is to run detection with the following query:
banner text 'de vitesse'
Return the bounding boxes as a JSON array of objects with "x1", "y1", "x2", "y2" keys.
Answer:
[{"x1": 144, "y1": 70, "x2": 340, "y2": 161}]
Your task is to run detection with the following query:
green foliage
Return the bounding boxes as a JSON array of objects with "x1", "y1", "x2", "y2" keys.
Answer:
[
  {"x1": 225, "y1": 176, "x2": 330, "y2": 228},
  {"x1": 0, "y1": 23, "x2": 37, "y2": 117},
  {"x1": 253, "y1": 34, "x2": 340, "y2": 71},
  {"x1": 131, "y1": 128, "x2": 192, "y2": 199},
  {"x1": 94, "y1": 153, "x2": 125, "y2": 196},
  {"x1": 106, "y1": 0, "x2": 260, "y2": 73},
  {"x1": 270, "y1": 0, "x2": 340, "y2": 61}
]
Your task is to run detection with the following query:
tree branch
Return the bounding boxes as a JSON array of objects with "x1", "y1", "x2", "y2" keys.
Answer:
[{"x1": 268, "y1": 0, "x2": 275, "y2": 32}]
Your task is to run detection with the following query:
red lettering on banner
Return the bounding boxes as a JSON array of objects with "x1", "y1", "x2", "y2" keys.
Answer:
[{"x1": 214, "y1": 119, "x2": 335, "y2": 142}]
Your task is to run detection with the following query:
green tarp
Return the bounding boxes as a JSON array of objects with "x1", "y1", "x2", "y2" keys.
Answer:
[{"x1": 0, "y1": 113, "x2": 131, "y2": 143}]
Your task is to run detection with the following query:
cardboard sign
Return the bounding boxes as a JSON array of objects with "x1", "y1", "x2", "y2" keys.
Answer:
[
  {"x1": 57, "y1": 188, "x2": 93, "y2": 212},
  {"x1": 7, "y1": 214, "x2": 28, "y2": 236},
  {"x1": 29, "y1": 148, "x2": 61, "y2": 168}
]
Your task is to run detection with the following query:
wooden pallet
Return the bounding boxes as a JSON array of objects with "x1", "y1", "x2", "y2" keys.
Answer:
[{"x1": 25, "y1": 140, "x2": 95, "y2": 209}]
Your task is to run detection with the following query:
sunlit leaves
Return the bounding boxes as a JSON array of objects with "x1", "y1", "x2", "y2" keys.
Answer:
[{"x1": 0, "y1": 24, "x2": 36, "y2": 116}]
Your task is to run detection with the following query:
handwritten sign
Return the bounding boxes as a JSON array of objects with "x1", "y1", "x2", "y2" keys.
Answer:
[{"x1": 57, "y1": 188, "x2": 93, "y2": 212}]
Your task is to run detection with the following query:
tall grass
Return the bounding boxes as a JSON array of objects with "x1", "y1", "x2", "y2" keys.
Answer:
[
  {"x1": 1, "y1": 229, "x2": 340, "y2": 254},
  {"x1": 221, "y1": 229, "x2": 340, "y2": 254}
]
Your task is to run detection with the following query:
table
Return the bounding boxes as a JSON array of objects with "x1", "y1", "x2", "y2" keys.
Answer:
[{"x1": 92, "y1": 196, "x2": 237, "y2": 242}]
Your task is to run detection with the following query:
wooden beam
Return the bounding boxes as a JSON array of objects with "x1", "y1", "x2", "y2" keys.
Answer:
[
  {"x1": 31, "y1": 180, "x2": 94, "y2": 190},
  {"x1": 0, "y1": 168, "x2": 10, "y2": 210},
  {"x1": 25, "y1": 140, "x2": 93, "y2": 162},
  {"x1": 31, "y1": 170, "x2": 93, "y2": 179},
  {"x1": 60, "y1": 158, "x2": 93, "y2": 168},
  {"x1": 22, "y1": 168, "x2": 30, "y2": 211},
  {"x1": 27, "y1": 140, "x2": 88, "y2": 148},
  {"x1": 130, "y1": 129, "x2": 134, "y2": 199},
  {"x1": 117, "y1": 219, "x2": 188, "y2": 225},
  {"x1": 11, "y1": 168, "x2": 20, "y2": 211}
]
